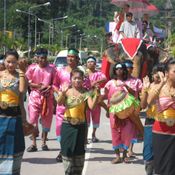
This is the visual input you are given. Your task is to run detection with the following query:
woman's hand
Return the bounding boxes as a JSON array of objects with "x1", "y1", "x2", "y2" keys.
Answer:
[
  {"x1": 158, "y1": 71, "x2": 167, "y2": 86},
  {"x1": 18, "y1": 59, "x2": 28, "y2": 72},
  {"x1": 143, "y1": 76, "x2": 150, "y2": 90}
]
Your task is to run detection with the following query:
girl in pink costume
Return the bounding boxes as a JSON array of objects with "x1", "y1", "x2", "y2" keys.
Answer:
[
  {"x1": 26, "y1": 48, "x2": 56, "y2": 152},
  {"x1": 104, "y1": 62, "x2": 140, "y2": 164},
  {"x1": 86, "y1": 56, "x2": 107, "y2": 142}
]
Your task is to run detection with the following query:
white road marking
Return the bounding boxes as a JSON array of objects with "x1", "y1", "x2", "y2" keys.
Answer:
[{"x1": 82, "y1": 127, "x2": 93, "y2": 175}]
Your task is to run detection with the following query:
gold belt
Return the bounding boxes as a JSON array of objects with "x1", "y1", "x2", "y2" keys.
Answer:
[
  {"x1": 155, "y1": 118, "x2": 175, "y2": 127},
  {"x1": 155, "y1": 108, "x2": 175, "y2": 127},
  {"x1": 0, "y1": 102, "x2": 18, "y2": 110},
  {"x1": 64, "y1": 117, "x2": 85, "y2": 125}
]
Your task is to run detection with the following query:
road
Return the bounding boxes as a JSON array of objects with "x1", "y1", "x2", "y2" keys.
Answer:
[{"x1": 21, "y1": 105, "x2": 145, "y2": 175}]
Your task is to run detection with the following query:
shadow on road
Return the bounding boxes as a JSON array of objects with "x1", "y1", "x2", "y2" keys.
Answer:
[
  {"x1": 86, "y1": 156, "x2": 144, "y2": 164},
  {"x1": 23, "y1": 157, "x2": 58, "y2": 164},
  {"x1": 86, "y1": 156, "x2": 113, "y2": 162},
  {"x1": 87, "y1": 148, "x2": 114, "y2": 155}
]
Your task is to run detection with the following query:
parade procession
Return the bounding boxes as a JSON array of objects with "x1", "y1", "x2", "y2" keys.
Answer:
[{"x1": 0, "y1": 0, "x2": 175, "y2": 175}]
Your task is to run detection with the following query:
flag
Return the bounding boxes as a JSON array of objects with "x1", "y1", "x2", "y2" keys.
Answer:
[{"x1": 105, "y1": 22, "x2": 116, "y2": 33}]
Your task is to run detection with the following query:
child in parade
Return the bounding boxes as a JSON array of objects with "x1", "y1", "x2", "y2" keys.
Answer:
[
  {"x1": 26, "y1": 48, "x2": 56, "y2": 152},
  {"x1": 0, "y1": 49, "x2": 27, "y2": 174},
  {"x1": 85, "y1": 56, "x2": 107, "y2": 142},
  {"x1": 104, "y1": 62, "x2": 142, "y2": 164},
  {"x1": 56, "y1": 69, "x2": 99, "y2": 175}
]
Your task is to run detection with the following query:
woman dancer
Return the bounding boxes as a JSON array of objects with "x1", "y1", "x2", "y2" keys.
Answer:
[
  {"x1": 53, "y1": 48, "x2": 86, "y2": 162},
  {"x1": 86, "y1": 56, "x2": 107, "y2": 142},
  {"x1": 147, "y1": 59, "x2": 175, "y2": 175},
  {"x1": 141, "y1": 64, "x2": 165, "y2": 175},
  {"x1": 124, "y1": 60, "x2": 143, "y2": 157},
  {"x1": 0, "y1": 49, "x2": 27, "y2": 174},
  {"x1": 57, "y1": 69, "x2": 99, "y2": 175},
  {"x1": 104, "y1": 62, "x2": 142, "y2": 163}
]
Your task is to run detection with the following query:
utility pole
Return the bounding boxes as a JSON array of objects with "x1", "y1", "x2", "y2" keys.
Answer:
[
  {"x1": 164, "y1": 0, "x2": 173, "y2": 38},
  {"x1": 3, "y1": 0, "x2": 7, "y2": 54}
]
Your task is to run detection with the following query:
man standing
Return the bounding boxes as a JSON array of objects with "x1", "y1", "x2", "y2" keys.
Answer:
[
  {"x1": 26, "y1": 48, "x2": 56, "y2": 152},
  {"x1": 119, "y1": 12, "x2": 140, "y2": 39}
]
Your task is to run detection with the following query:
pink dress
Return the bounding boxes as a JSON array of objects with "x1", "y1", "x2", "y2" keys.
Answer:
[
  {"x1": 86, "y1": 71, "x2": 107, "y2": 128},
  {"x1": 53, "y1": 67, "x2": 71, "y2": 142},
  {"x1": 105, "y1": 79, "x2": 137, "y2": 150},
  {"x1": 125, "y1": 76, "x2": 142, "y2": 140},
  {"x1": 26, "y1": 64, "x2": 56, "y2": 131},
  {"x1": 125, "y1": 76, "x2": 142, "y2": 99}
]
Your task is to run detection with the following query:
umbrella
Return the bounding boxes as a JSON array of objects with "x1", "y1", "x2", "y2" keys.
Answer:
[
  {"x1": 111, "y1": 0, "x2": 149, "y2": 8},
  {"x1": 130, "y1": 3, "x2": 159, "y2": 18}
]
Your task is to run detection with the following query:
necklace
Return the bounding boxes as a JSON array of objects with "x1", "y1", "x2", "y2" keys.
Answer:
[
  {"x1": 0, "y1": 72, "x2": 16, "y2": 88},
  {"x1": 165, "y1": 84, "x2": 175, "y2": 98},
  {"x1": 71, "y1": 88, "x2": 85, "y2": 104}
]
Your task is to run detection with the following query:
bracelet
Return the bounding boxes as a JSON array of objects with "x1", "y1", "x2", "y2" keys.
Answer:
[
  {"x1": 143, "y1": 88, "x2": 149, "y2": 93},
  {"x1": 153, "y1": 89, "x2": 159, "y2": 96}
]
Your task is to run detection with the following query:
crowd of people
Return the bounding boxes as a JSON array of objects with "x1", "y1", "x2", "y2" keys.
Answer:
[
  {"x1": 112, "y1": 4, "x2": 156, "y2": 46},
  {"x1": 0, "y1": 47, "x2": 175, "y2": 175},
  {"x1": 0, "y1": 3, "x2": 174, "y2": 175}
]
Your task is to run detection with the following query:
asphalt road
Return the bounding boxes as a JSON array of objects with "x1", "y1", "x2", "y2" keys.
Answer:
[{"x1": 21, "y1": 104, "x2": 145, "y2": 175}]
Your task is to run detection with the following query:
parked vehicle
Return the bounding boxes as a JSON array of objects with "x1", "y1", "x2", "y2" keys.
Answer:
[{"x1": 53, "y1": 50, "x2": 88, "y2": 68}]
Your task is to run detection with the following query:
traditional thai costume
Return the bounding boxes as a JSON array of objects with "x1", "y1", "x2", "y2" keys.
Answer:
[
  {"x1": 0, "y1": 76, "x2": 25, "y2": 175},
  {"x1": 61, "y1": 91, "x2": 90, "y2": 175},
  {"x1": 105, "y1": 79, "x2": 142, "y2": 151},
  {"x1": 153, "y1": 97, "x2": 175, "y2": 175},
  {"x1": 26, "y1": 64, "x2": 55, "y2": 132},
  {"x1": 53, "y1": 67, "x2": 90, "y2": 142}
]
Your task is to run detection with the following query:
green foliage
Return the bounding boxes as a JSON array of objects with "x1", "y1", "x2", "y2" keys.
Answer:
[{"x1": 0, "y1": 0, "x2": 175, "y2": 55}]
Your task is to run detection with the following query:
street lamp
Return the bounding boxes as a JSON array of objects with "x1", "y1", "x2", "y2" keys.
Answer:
[
  {"x1": 52, "y1": 15, "x2": 68, "y2": 45},
  {"x1": 164, "y1": 0, "x2": 173, "y2": 38},
  {"x1": 16, "y1": 9, "x2": 39, "y2": 50},
  {"x1": 38, "y1": 18, "x2": 53, "y2": 46},
  {"x1": 3, "y1": 0, "x2": 7, "y2": 53},
  {"x1": 79, "y1": 33, "x2": 86, "y2": 51},
  {"x1": 28, "y1": 2, "x2": 50, "y2": 58},
  {"x1": 60, "y1": 24, "x2": 76, "y2": 48}
]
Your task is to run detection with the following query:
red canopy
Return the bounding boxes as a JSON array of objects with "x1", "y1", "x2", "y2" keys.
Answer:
[
  {"x1": 111, "y1": 0, "x2": 149, "y2": 8},
  {"x1": 130, "y1": 3, "x2": 159, "y2": 17}
]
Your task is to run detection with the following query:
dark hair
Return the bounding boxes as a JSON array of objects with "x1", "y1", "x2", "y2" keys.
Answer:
[
  {"x1": 126, "y1": 12, "x2": 133, "y2": 17},
  {"x1": 5, "y1": 49, "x2": 19, "y2": 60},
  {"x1": 152, "y1": 63, "x2": 165, "y2": 75},
  {"x1": 124, "y1": 4, "x2": 130, "y2": 8},
  {"x1": 35, "y1": 48, "x2": 48, "y2": 56},
  {"x1": 105, "y1": 32, "x2": 112, "y2": 38},
  {"x1": 70, "y1": 68, "x2": 84, "y2": 79},
  {"x1": 113, "y1": 62, "x2": 128, "y2": 81},
  {"x1": 124, "y1": 59, "x2": 133, "y2": 67},
  {"x1": 142, "y1": 20, "x2": 148, "y2": 25},
  {"x1": 165, "y1": 58, "x2": 175, "y2": 71},
  {"x1": 0, "y1": 54, "x2": 4, "y2": 60}
]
